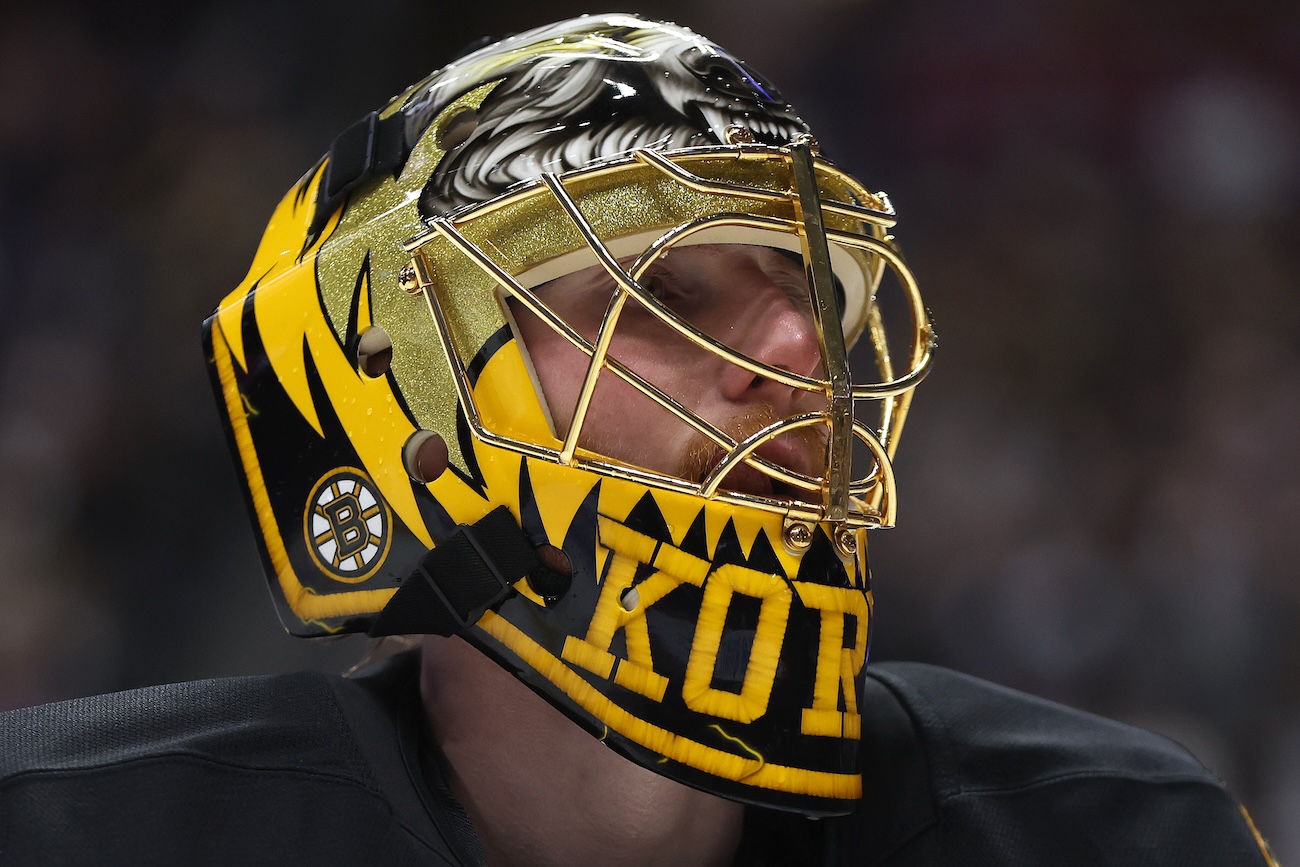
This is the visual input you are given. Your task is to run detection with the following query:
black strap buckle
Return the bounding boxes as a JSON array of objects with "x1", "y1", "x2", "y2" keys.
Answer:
[
  {"x1": 370, "y1": 507, "x2": 538, "y2": 637},
  {"x1": 312, "y1": 110, "x2": 406, "y2": 234}
]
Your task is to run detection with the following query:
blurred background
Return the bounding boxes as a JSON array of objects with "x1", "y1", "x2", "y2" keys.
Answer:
[{"x1": 0, "y1": 0, "x2": 1295, "y2": 854}]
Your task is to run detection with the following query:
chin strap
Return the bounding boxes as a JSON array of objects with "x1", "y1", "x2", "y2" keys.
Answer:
[{"x1": 370, "y1": 507, "x2": 556, "y2": 637}]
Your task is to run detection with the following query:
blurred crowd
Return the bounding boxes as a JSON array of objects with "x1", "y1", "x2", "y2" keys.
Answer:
[{"x1": 0, "y1": 0, "x2": 1295, "y2": 856}]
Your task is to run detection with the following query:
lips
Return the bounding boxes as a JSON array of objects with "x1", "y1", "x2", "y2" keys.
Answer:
[
  {"x1": 707, "y1": 454, "x2": 777, "y2": 497},
  {"x1": 703, "y1": 433, "x2": 825, "y2": 500}
]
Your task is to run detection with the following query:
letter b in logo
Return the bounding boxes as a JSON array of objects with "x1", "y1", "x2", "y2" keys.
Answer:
[{"x1": 305, "y1": 469, "x2": 391, "y2": 582}]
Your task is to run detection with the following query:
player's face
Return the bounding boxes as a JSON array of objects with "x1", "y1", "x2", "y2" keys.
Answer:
[{"x1": 511, "y1": 244, "x2": 829, "y2": 496}]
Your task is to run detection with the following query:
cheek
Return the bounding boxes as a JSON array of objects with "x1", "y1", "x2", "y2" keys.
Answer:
[
  {"x1": 608, "y1": 328, "x2": 711, "y2": 403},
  {"x1": 517, "y1": 304, "x2": 722, "y2": 452},
  {"x1": 522, "y1": 329, "x2": 588, "y2": 429}
]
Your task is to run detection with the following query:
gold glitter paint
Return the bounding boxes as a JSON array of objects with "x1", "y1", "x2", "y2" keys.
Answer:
[
  {"x1": 418, "y1": 149, "x2": 887, "y2": 404},
  {"x1": 313, "y1": 81, "x2": 503, "y2": 474}
]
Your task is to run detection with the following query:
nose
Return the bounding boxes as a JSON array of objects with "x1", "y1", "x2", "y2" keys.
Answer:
[{"x1": 717, "y1": 281, "x2": 825, "y2": 410}]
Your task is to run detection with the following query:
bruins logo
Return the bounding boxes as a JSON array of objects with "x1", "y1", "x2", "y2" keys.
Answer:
[{"x1": 304, "y1": 469, "x2": 391, "y2": 583}]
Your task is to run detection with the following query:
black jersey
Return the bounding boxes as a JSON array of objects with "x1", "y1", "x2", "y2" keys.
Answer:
[{"x1": 0, "y1": 654, "x2": 1274, "y2": 866}]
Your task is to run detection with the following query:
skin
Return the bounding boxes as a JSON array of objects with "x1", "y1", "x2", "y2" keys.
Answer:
[
  {"x1": 420, "y1": 244, "x2": 827, "y2": 867},
  {"x1": 516, "y1": 244, "x2": 829, "y2": 491}
]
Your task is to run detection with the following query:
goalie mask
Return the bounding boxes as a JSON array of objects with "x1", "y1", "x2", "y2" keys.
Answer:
[{"x1": 203, "y1": 14, "x2": 933, "y2": 816}]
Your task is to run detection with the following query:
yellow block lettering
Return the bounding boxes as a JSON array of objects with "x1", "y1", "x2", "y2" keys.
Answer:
[
  {"x1": 682, "y1": 564, "x2": 792, "y2": 723},
  {"x1": 794, "y1": 582, "x2": 870, "y2": 739},
  {"x1": 561, "y1": 517, "x2": 709, "y2": 702}
]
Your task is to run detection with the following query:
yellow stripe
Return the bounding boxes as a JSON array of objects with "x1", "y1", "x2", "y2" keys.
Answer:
[
  {"x1": 478, "y1": 610, "x2": 862, "y2": 800},
  {"x1": 212, "y1": 318, "x2": 396, "y2": 622}
]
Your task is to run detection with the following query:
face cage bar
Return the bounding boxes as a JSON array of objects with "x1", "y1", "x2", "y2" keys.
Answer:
[{"x1": 404, "y1": 142, "x2": 935, "y2": 530}]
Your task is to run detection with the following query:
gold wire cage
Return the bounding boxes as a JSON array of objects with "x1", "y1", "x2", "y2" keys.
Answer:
[{"x1": 402, "y1": 138, "x2": 935, "y2": 531}]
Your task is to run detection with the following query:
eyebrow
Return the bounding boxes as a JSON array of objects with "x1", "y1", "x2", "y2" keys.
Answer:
[{"x1": 771, "y1": 247, "x2": 846, "y2": 313}]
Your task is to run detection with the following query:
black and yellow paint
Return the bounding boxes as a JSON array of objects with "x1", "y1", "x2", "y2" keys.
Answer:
[{"x1": 202, "y1": 15, "x2": 929, "y2": 815}]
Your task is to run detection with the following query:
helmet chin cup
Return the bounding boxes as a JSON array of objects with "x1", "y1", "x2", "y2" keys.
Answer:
[{"x1": 203, "y1": 14, "x2": 932, "y2": 816}]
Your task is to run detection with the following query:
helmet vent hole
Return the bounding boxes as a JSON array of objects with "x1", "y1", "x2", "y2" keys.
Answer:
[
  {"x1": 535, "y1": 544, "x2": 572, "y2": 578},
  {"x1": 620, "y1": 586, "x2": 640, "y2": 612},
  {"x1": 356, "y1": 327, "x2": 393, "y2": 378},
  {"x1": 403, "y1": 430, "x2": 448, "y2": 483},
  {"x1": 528, "y1": 545, "x2": 572, "y2": 603},
  {"x1": 438, "y1": 107, "x2": 478, "y2": 151}
]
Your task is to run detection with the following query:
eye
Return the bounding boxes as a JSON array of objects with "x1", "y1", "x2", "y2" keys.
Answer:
[
  {"x1": 640, "y1": 271, "x2": 672, "y2": 302},
  {"x1": 764, "y1": 256, "x2": 820, "y2": 318}
]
